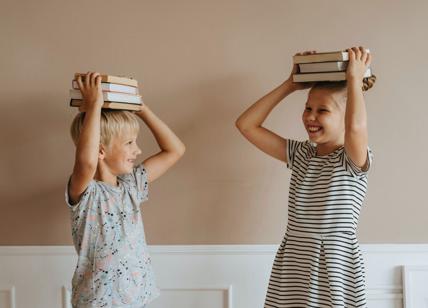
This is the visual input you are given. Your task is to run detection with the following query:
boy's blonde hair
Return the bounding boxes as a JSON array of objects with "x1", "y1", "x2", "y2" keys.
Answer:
[{"x1": 70, "y1": 110, "x2": 140, "y2": 147}]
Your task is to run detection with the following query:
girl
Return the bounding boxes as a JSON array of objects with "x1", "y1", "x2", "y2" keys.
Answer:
[
  {"x1": 67, "y1": 72, "x2": 185, "y2": 308},
  {"x1": 236, "y1": 47, "x2": 375, "y2": 307}
]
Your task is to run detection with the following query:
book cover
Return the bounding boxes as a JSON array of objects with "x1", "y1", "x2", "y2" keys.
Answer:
[
  {"x1": 293, "y1": 49, "x2": 370, "y2": 64},
  {"x1": 298, "y1": 61, "x2": 348, "y2": 73},
  {"x1": 293, "y1": 68, "x2": 372, "y2": 82},
  {"x1": 72, "y1": 80, "x2": 139, "y2": 95},
  {"x1": 69, "y1": 89, "x2": 142, "y2": 104},
  {"x1": 74, "y1": 73, "x2": 138, "y2": 87},
  {"x1": 70, "y1": 99, "x2": 142, "y2": 111}
]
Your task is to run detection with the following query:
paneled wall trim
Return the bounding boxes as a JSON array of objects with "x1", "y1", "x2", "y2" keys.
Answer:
[{"x1": 1, "y1": 245, "x2": 427, "y2": 308}]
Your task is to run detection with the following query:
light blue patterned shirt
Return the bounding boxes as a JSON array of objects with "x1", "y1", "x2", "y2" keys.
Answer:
[{"x1": 65, "y1": 164, "x2": 159, "y2": 308}]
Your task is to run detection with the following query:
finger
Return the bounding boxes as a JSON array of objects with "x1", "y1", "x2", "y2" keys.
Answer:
[
  {"x1": 352, "y1": 47, "x2": 360, "y2": 60},
  {"x1": 347, "y1": 48, "x2": 355, "y2": 61},
  {"x1": 95, "y1": 74, "x2": 102, "y2": 87},
  {"x1": 92, "y1": 72, "x2": 100, "y2": 87},
  {"x1": 76, "y1": 75, "x2": 83, "y2": 90},
  {"x1": 365, "y1": 53, "x2": 372, "y2": 66},
  {"x1": 84, "y1": 72, "x2": 91, "y2": 87},
  {"x1": 359, "y1": 46, "x2": 367, "y2": 61},
  {"x1": 89, "y1": 72, "x2": 96, "y2": 87}
]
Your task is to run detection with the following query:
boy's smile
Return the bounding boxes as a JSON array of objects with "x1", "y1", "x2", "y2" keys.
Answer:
[{"x1": 101, "y1": 128, "x2": 142, "y2": 178}]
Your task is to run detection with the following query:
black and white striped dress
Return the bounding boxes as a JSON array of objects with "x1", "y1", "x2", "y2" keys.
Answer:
[{"x1": 264, "y1": 139, "x2": 373, "y2": 308}]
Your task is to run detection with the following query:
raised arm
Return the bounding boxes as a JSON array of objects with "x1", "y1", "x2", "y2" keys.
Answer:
[
  {"x1": 235, "y1": 51, "x2": 315, "y2": 162},
  {"x1": 135, "y1": 105, "x2": 185, "y2": 183},
  {"x1": 68, "y1": 72, "x2": 104, "y2": 204},
  {"x1": 344, "y1": 47, "x2": 371, "y2": 169}
]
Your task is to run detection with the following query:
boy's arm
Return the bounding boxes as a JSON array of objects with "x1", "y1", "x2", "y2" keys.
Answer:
[
  {"x1": 68, "y1": 72, "x2": 104, "y2": 204},
  {"x1": 135, "y1": 105, "x2": 185, "y2": 183},
  {"x1": 344, "y1": 47, "x2": 371, "y2": 169}
]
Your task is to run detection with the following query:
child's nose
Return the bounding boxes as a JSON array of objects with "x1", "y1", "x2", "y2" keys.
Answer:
[
  {"x1": 306, "y1": 112, "x2": 316, "y2": 121},
  {"x1": 135, "y1": 146, "x2": 142, "y2": 155}
]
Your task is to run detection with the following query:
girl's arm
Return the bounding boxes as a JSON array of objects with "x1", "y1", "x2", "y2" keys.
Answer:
[
  {"x1": 344, "y1": 47, "x2": 372, "y2": 169},
  {"x1": 135, "y1": 105, "x2": 185, "y2": 183},
  {"x1": 69, "y1": 72, "x2": 104, "y2": 204},
  {"x1": 235, "y1": 51, "x2": 315, "y2": 162}
]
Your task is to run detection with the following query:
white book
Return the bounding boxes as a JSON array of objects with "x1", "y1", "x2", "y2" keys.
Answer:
[
  {"x1": 70, "y1": 99, "x2": 142, "y2": 111},
  {"x1": 72, "y1": 81, "x2": 138, "y2": 95},
  {"x1": 69, "y1": 89, "x2": 142, "y2": 104},
  {"x1": 299, "y1": 61, "x2": 348, "y2": 73},
  {"x1": 293, "y1": 68, "x2": 372, "y2": 82}
]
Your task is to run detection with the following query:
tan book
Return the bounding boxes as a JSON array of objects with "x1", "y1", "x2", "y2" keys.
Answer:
[
  {"x1": 74, "y1": 73, "x2": 138, "y2": 87},
  {"x1": 70, "y1": 99, "x2": 142, "y2": 111},
  {"x1": 293, "y1": 68, "x2": 372, "y2": 82},
  {"x1": 299, "y1": 61, "x2": 348, "y2": 73},
  {"x1": 293, "y1": 49, "x2": 370, "y2": 64}
]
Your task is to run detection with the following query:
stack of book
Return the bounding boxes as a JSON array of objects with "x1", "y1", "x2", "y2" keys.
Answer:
[
  {"x1": 292, "y1": 50, "x2": 372, "y2": 83},
  {"x1": 69, "y1": 73, "x2": 143, "y2": 111}
]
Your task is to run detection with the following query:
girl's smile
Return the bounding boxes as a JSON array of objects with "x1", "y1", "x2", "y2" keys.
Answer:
[{"x1": 302, "y1": 87, "x2": 346, "y2": 152}]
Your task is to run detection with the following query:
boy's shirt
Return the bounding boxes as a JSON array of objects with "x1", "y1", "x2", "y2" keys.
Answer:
[{"x1": 65, "y1": 164, "x2": 159, "y2": 308}]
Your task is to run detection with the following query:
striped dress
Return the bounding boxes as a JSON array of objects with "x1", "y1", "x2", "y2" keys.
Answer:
[{"x1": 264, "y1": 139, "x2": 373, "y2": 308}]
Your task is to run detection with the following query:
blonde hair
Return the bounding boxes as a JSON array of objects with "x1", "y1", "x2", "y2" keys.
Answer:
[
  {"x1": 312, "y1": 75, "x2": 377, "y2": 92},
  {"x1": 70, "y1": 110, "x2": 140, "y2": 147}
]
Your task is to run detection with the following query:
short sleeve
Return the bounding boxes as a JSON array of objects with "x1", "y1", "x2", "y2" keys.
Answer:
[
  {"x1": 286, "y1": 139, "x2": 310, "y2": 169},
  {"x1": 65, "y1": 176, "x2": 95, "y2": 211},
  {"x1": 130, "y1": 164, "x2": 149, "y2": 203},
  {"x1": 341, "y1": 147, "x2": 374, "y2": 179}
]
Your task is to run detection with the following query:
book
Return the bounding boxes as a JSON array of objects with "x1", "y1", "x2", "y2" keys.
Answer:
[
  {"x1": 293, "y1": 67, "x2": 372, "y2": 82},
  {"x1": 69, "y1": 89, "x2": 142, "y2": 104},
  {"x1": 74, "y1": 73, "x2": 138, "y2": 87},
  {"x1": 293, "y1": 49, "x2": 370, "y2": 64},
  {"x1": 70, "y1": 99, "x2": 142, "y2": 111},
  {"x1": 299, "y1": 61, "x2": 348, "y2": 73},
  {"x1": 72, "y1": 80, "x2": 138, "y2": 95}
]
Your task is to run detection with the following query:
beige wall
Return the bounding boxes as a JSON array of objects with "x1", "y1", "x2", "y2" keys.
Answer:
[{"x1": 1, "y1": 0, "x2": 427, "y2": 245}]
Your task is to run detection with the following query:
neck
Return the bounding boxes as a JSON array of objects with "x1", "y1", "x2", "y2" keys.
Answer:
[
  {"x1": 94, "y1": 163, "x2": 118, "y2": 186},
  {"x1": 315, "y1": 141, "x2": 343, "y2": 156}
]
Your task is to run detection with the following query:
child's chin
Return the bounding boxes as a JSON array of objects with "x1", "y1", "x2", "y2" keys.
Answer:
[{"x1": 308, "y1": 135, "x2": 320, "y2": 142}]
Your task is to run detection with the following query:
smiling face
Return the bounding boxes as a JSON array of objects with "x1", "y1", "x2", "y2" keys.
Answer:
[
  {"x1": 101, "y1": 127, "x2": 142, "y2": 176},
  {"x1": 302, "y1": 87, "x2": 346, "y2": 148}
]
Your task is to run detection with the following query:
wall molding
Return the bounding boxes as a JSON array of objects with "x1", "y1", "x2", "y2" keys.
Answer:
[
  {"x1": 2, "y1": 245, "x2": 428, "y2": 308},
  {"x1": 0, "y1": 285, "x2": 16, "y2": 308},
  {"x1": 1, "y1": 244, "x2": 428, "y2": 256}
]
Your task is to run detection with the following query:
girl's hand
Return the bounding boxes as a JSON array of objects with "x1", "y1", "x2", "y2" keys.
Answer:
[
  {"x1": 285, "y1": 50, "x2": 317, "y2": 91},
  {"x1": 346, "y1": 47, "x2": 372, "y2": 86},
  {"x1": 76, "y1": 72, "x2": 103, "y2": 111}
]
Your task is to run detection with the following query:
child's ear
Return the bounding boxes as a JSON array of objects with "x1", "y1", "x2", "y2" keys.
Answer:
[{"x1": 98, "y1": 144, "x2": 106, "y2": 160}]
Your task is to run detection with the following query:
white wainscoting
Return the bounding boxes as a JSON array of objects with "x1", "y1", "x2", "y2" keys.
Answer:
[{"x1": 1, "y1": 245, "x2": 428, "y2": 308}]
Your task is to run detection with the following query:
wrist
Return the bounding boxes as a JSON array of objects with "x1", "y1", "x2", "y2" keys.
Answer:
[
  {"x1": 283, "y1": 79, "x2": 297, "y2": 93},
  {"x1": 135, "y1": 103, "x2": 149, "y2": 117},
  {"x1": 347, "y1": 76, "x2": 363, "y2": 87}
]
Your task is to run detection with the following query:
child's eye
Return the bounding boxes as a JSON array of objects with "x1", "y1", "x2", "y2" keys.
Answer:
[
  {"x1": 319, "y1": 109, "x2": 328, "y2": 113},
  {"x1": 305, "y1": 107, "x2": 311, "y2": 112}
]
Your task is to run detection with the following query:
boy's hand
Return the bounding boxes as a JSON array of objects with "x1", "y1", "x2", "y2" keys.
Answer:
[
  {"x1": 285, "y1": 50, "x2": 317, "y2": 91},
  {"x1": 76, "y1": 72, "x2": 103, "y2": 111},
  {"x1": 346, "y1": 46, "x2": 371, "y2": 86}
]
